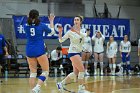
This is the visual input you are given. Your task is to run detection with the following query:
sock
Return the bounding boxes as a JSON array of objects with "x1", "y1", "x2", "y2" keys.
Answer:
[{"x1": 100, "y1": 62, "x2": 104, "y2": 72}]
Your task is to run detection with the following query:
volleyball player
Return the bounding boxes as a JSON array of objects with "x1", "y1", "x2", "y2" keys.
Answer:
[
  {"x1": 82, "y1": 29, "x2": 92, "y2": 76},
  {"x1": 119, "y1": 35, "x2": 131, "y2": 75},
  {"x1": 24, "y1": 9, "x2": 55, "y2": 93},
  {"x1": 106, "y1": 35, "x2": 118, "y2": 75},
  {"x1": 92, "y1": 31, "x2": 105, "y2": 75},
  {"x1": 57, "y1": 16, "x2": 89, "y2": 93}
]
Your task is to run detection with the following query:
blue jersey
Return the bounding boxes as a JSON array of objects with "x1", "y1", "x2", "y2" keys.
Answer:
[
  {"x1": 0, "y1": 34, "x2": 6, "y2": 55},
  {"x1": 24, "y1": 23, "x2": 51, "y2": 57}
]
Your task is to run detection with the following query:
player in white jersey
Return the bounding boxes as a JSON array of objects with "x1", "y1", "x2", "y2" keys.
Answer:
[
  {"x1": 82, "y1": 29, "x2": 92, "y2": 76},
  {"x1": 57, "y1": 16, "x2": 89, "y2": 93},
  {"x1": 120, "y1": 35, "x2": 131, "y2": 75},
  {"x1": 106, "y1": 35, "x2": 118, "y2": 75},
  {"x1": 138, "y1": 39, "x2": 140, "y2": 65},
  {"x1": 92, "y1": 31, "x2": 105, "y2": 75}
]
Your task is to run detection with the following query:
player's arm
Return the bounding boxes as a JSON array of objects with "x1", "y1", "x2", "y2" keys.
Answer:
[
  {"x1": 119, "y1": 41, "x2": 122, "y2": 57},
  {"x1": 115, "y1": 42, "x2": 118, "y2": 55},
  {"x1": 58, "y1": 25, "x2": 69, "y2": 43},
  {"x1": 106, "y1": 42, "x2": 109, "y2": 55},
  {"x1": 127, "y1": 42, "x2": 131, "y2": 56},
  {"x1": 48, "y1": 13, "x2": 55, "y2": 35}
]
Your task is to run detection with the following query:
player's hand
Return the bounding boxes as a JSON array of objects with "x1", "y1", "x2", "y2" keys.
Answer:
[
  {"x1": 57, "y1": 24, "x2": 63, "y2": 34},
  {"x1": 48, "y1": 13, "x2": 55, "y2": 22},
  {"x1": 120, "y1": 54, "x2": 122, "y2": 58},
  {"x1": 126, "y1": 54, "x2": 129, "y2": 57}
]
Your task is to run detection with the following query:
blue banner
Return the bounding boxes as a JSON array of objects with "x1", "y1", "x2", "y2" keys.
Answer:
[{"x1": 12, "y1": 16, "x2": 130, "y2": 40}]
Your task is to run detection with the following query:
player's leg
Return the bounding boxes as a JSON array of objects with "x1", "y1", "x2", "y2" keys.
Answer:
[
  {"x1": 70, "y1": 55, "x2": 86, "y2": 92},
  {"x1": 112, "y1": 57, "x2": 116, "y2": 75},
  {"x1": 126, "y1": 54, "x2": 131, "y2": 74},
  {"x1": 109, "y1": 58, "x2": 112, "y2": 75},
  {"x1": 32, "y1": 54, "x2": 49, "y2": 93},
  {"x1": 99, "y1": 53, "x2": 104, "y2": 75},
  {"x1": 27, "y1": 57, "x2": 38, "y2": 89},
  {"x1": 85, "y1": 52, "x2": 91, "y2": 76},
  {"x1": 94, "y1": 53, "x2": 98, "y2": 75},
  {"x1": 81, "y1": 52, "x2": 87, "y2": 75}
]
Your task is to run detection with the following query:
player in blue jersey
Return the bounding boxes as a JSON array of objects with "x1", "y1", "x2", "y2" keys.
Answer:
[{"x1": 24, "y1": 9, "x2": 55, "y2": 93}]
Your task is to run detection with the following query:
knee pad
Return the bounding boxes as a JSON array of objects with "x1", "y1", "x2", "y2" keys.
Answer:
[
  {"x1": 38, "y1": 71, "x2": 49, "y2": 82},
  {"x1": 68, "y1": 72, "x2": 77, "y2": 80},
  {"x1": 78, "y1": 72, "x2": 85, "y2": 79},
  {"x1": 30, "y1": 72, "x2": 37, "y2": 78}
]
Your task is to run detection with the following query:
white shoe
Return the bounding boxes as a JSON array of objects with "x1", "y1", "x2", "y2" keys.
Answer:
[
  {"x1": 32, "y1": 86, "x2": 40, "y2": 93},
  {"x1": 116, "y1": 72, "x2": 123, "y2": 76},
  {"x1": 56, "y1": 82, "x2": 65, "y2": 93},
  {"x1": 85, "y1": 72, "x2": 90, "y2": 76}
]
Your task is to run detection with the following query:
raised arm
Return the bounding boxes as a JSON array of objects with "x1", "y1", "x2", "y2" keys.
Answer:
[
  {"x1": 58, "y1": 25, "x2": 69, "y2": 43},
  {"x1": 48, "y1": 13, "x2": 55, "y2": 35}
]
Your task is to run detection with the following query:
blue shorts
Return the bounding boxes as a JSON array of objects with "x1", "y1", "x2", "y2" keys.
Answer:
[
  {"x1": 26, "y1": 44, "x2": 45, "y2": 58},
  {"x1": 122, "y1": 52, "x2": 130, "y2": 62},
  {"x1": 68, "y1": 53, "x2": 81, "y2": 58}
]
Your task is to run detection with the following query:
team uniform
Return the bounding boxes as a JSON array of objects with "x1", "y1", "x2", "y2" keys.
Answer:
[
  {"x1": 24, "y1": 23, "x2": 55, "y2": 58},
  {"x1": 82, "y1": 36, "x2": 92, "y2": 53},
  {"x1": 120, "y1": 41, "x2": 131, "y2": 63},
  {"x1": 59, "y1": 29, "x2": 87, "y2": 58},
  {"x1": 120, "y1": 40, "x2": 131, "y2": 74},
  {"x1": 92, "y1": 34, "x2": 105, "y2": 53},
  {"x1": 106, "y1": 41, "x2": 118, "y2": 58},
  {"x1": 92, "y1": 34, "x2": 105, "y2": 75}
]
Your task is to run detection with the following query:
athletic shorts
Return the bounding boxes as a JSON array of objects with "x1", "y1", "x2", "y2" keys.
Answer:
[
  {"x1": 122, "y1": 52, "x2": 130, "y2": 62},
  {"x1": 68, "y1": 53, "x2": 81, "y2": 58}
]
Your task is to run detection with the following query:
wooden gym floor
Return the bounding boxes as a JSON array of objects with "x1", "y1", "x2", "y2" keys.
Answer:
[{"x1": 0, "y1": 76, "x2": 140, "y2": 93}]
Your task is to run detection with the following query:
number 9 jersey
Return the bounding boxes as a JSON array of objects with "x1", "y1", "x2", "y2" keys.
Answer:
[{"x1": 24, "y1": 23, "x2": 54, "y2": 57}]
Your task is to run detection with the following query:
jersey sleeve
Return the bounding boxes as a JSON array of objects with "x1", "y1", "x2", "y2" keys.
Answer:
[
  {"x1": 59, "y1": 31, "x2": 70, "y2": 43},
  {"x1": 43, "y1": 23, "x2": 55, "y2": 35}
]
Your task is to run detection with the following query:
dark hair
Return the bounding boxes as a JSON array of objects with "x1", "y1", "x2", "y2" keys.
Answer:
[
  {"x1": 56, "y1": 46, "x2": 62, "y2": 51},
  {"x1": 75, "y1": 15, "x2": 84, "y2": 22},
  {"x1": 27, "y1": 9, "x2": 40, "y2": 26}
]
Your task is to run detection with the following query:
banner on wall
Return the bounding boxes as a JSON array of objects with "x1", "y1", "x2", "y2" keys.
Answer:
[{"x1": 12, "y1": 16, "x2": 130, "y2": 40}]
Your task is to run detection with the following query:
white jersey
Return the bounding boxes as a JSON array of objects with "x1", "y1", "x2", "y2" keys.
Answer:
[
  {"x1": 59, "y1": 29, "x2": 87, "y2": 53},
  {"x1": 51, "y1": 50, "x2": 62, "y2": 61},
  {"x1": 106, "y1": 41, "x2": 118, "y2": 58},
  {"x1": 119, "y1": 41, "x2": 131, "y2": 53},
  {"x1": 92, "y1": 34, "x2": 105, "y2": 53},
  {"x1": 82, "y1": 36, "x2": 92, "y2": 52},
  {"x1": 138, "y1": 39, "x2": 140, "y2": 48}
]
